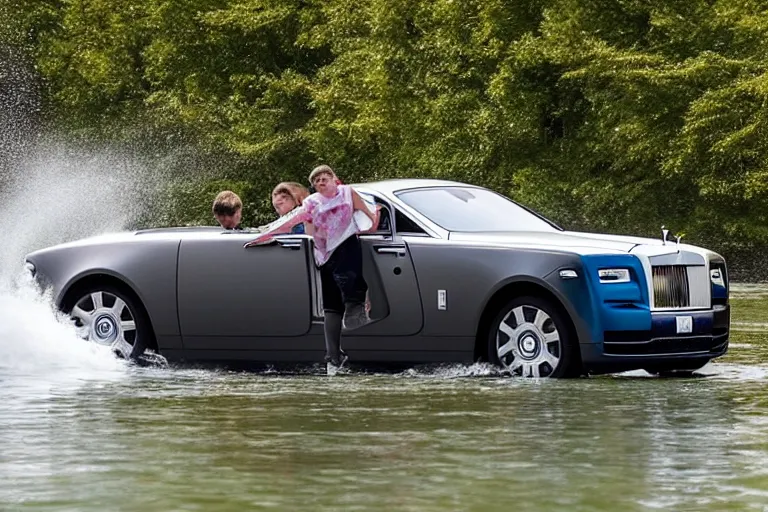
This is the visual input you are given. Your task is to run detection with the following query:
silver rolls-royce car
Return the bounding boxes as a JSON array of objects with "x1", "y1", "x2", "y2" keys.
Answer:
[{"x1": 24, "y1": 179, "x2": 730, "y2": 377}]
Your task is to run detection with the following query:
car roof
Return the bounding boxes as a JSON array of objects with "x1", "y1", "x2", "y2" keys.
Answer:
[{"x1": 353, "y1": 178, "x2": 478, "y2": 196}]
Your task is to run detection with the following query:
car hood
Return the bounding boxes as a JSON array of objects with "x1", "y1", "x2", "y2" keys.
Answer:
[{"x1": 448, "y1": 230, "x2": 711, "y2": 258}]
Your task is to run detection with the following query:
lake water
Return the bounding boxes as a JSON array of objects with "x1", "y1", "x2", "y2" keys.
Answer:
[{"x1": 1, "y1": 282, "x2": 767, "y2": 511}]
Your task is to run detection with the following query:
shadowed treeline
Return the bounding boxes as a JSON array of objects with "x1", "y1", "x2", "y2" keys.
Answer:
[{"x1": 2, "y1": 0, "x2": 768, "y2": 280}]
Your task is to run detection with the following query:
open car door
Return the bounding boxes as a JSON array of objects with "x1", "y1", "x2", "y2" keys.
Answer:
[{"x1": 353, "y1": 192, "x2": 424, "y2": 336}]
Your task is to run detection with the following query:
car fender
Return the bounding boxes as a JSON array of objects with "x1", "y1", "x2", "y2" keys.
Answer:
[
  {"x1": 406, "y1": 240, "x2": 594, "y2": 339},
  {"x1": 27, "y1": 238, "x2": 181, "y2": 338},
  {"x1": 476, "y1": 258, "x2": 595, "y2": 344}
]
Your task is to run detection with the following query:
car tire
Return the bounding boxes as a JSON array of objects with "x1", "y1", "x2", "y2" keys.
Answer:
[
  {"x1": 487, "y1": 295, "x2": 577, "y2": 378},
  {"x1": 64, "y1": 283, "x2": 154, "y2": 360}
]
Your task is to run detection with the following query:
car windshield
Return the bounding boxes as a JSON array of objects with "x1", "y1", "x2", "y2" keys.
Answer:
[{"x1": 395, "y1": 187, "x2": 560, "y2": 232}]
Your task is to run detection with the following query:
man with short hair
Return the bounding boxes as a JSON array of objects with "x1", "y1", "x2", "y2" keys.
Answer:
[{"x1": 212, "y1": 190, "x2": 243, "y2": 230}]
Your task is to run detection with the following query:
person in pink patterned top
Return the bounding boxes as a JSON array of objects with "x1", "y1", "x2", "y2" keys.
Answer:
[{"x1": 245, "y1": 165, "x2": 379, "y2": 373}]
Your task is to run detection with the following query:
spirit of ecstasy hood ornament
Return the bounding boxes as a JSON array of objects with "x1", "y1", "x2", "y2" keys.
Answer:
[{"x1": 661, "y1": 225, "x2": 684, "y2": 249}]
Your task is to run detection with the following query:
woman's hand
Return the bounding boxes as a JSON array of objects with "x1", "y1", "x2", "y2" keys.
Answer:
[
  {"x1": 370, "y1": 205, "x2": 381, "y2": 230},
  {"x1": 243, "y1": 233, "x2": 274, "y2": 248}
]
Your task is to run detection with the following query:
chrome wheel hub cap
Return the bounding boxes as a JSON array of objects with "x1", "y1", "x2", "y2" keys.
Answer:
[
  {"x1": 70, "y1": 291, "x2": 136, "y2": 357},
  {"x1": 495, "y1": 305, "x2": 562, "y2": 378},
  {"x1": 94, "y1": 315, "x2": 118, "y2": 343},
  {"x1": 520, "y1": 333, "x2": 539, "y2": 357}
]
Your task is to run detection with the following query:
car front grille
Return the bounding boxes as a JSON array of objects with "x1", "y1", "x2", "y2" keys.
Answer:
[
  {"x1": 652, "y1": 265, "x2": 709, "y2": 309},
  {"x1": 653, "y1": 265, "x2": 689, "y2": 308}
]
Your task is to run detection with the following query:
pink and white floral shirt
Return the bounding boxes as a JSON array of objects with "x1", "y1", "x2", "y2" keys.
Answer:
[{"x1": 297, "y1": 185, "x2": 359, "y2": 266}]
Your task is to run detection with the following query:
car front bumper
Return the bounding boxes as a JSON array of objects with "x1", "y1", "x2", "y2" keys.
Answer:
[{"x1": 579, "y1": 304, "x2": 730, "y2": 375}]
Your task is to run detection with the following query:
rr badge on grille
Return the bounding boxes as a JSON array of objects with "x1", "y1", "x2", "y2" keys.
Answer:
[{"x1": 676, "y1": 316, "x2": 693, "y2": 334}]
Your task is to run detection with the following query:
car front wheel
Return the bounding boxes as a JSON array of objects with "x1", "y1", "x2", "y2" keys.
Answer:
[
  {"x1": 487, "y1": 295, "x2": 577, "y2": 378},
  {"x1": 67, "y1": 284, "x2": 152, "y2": 360}
]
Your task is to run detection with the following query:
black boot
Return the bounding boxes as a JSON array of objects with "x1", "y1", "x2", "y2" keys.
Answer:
[{"x1": 323, "y1": 311, "x2": 346, "y2": 374}]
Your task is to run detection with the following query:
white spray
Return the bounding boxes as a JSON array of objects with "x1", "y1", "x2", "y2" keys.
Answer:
[
  {"x1": 0, "y1": 145, "x2": 164, "y2": 382},
  {"x1": 0, "y1": 50, "x2": 166, "y2": 383}
]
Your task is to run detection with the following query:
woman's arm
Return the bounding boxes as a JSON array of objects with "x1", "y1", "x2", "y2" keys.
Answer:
[
  {"x1": 244, "y1": 206, "x2": 310, "y2": 247},
  {"x1": 358, "y1": 205, "x2": 382, "y2": 234},
  {"x1": 351, "y1": 189, "x2": 377, "y2": 223}
]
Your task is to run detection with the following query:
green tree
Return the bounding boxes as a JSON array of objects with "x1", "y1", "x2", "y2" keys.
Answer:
[{"x1": 7, "y1": 0, "x2": 768, "y2": 275}]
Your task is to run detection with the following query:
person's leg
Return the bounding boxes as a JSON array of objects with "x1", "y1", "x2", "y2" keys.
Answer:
[
  {"x1": 323, "y1": 311, "x2": 344, "y2": 365},
  {"x1": 320, "y1": 262, "x2": 345, "y2": 366},
  {"x1": 330, "y1": 236, "x2": 370, "y2": 329}
]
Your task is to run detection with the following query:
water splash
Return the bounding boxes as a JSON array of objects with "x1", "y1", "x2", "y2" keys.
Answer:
[
  {"x1": 394, "y1": 362, "x2": 505, "y2": 379},
  {"x1": 0, "y1": 50, "x2": 167, "y2": 385},
  {"x1": 0, "y1": 142, "x2": 180, "y2": 390},
  {"x1": 1, "y1": 148, "x2": 152, "y2": 274},
  {"x1": 0, "y1": 46, "x2": 40, "y2": 182},
  {"x1": 0, "y1": 271, "x2": 124, "y2": 379}
]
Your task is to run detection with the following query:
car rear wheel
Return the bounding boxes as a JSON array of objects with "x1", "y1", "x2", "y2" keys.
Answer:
[
  {"x1": 67, "y1": 284, "x2": 152, "y2": 360},
  {"x1": 487, "y1": 295, "x2": 576, "y2": 378}
]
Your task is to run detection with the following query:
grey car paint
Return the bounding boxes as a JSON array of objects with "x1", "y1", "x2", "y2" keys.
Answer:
[
  {"x1": 24, "y1": 178, "x2": 729, "y2": 374},
  {"x1": 28, "y1": 237, "x2": 182, "y2": 345}
]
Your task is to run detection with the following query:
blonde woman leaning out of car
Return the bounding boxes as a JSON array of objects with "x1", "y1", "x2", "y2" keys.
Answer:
[{"x1": 271, "y1": 181, "x2": 313, "y2": 235}]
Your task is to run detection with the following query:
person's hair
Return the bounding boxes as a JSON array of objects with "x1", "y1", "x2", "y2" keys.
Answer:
[
  {"x1": 272, "y1": 181, "x2": 309, "y2": 205},
  {"x1": 212, "y1": 190, "x2": 242, "y2": 216},
  {"x1": 287, "y1": 182, "x2": 310, "y2": 203},
  {"x1": 308, "y1": 164, "x2": 337, "y2": 184}
]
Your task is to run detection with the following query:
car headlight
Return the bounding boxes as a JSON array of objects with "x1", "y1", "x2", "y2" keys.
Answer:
[{"x1": 598, "y1": 268, "x2": 631, "y2": 283}]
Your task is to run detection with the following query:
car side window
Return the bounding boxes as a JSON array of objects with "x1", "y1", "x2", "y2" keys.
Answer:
[
  {"x1": 395, "y1": 209, "x2": 427, "y2": 235},
  {"x1": 356, "y1": 190, "x2": 428, "y2": 236},
  {"x1": 377, "y1": 203, "x2": 392, "y2": 232}
]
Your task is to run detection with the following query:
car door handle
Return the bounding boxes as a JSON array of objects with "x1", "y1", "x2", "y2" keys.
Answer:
[
  {"x1": 244, "y1": 237, "x2": 303, "y2": 249},
  {"x1": 374, "y1": 245, "x2": 406, "y2": 256},
  {"x1": 276, "y1": 239, "x2": 302, "y2": 250}
]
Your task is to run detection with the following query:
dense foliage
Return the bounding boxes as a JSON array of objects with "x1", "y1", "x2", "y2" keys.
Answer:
[{"x1": 4, "y1": 0, "x2": 768, "y2": 272}]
